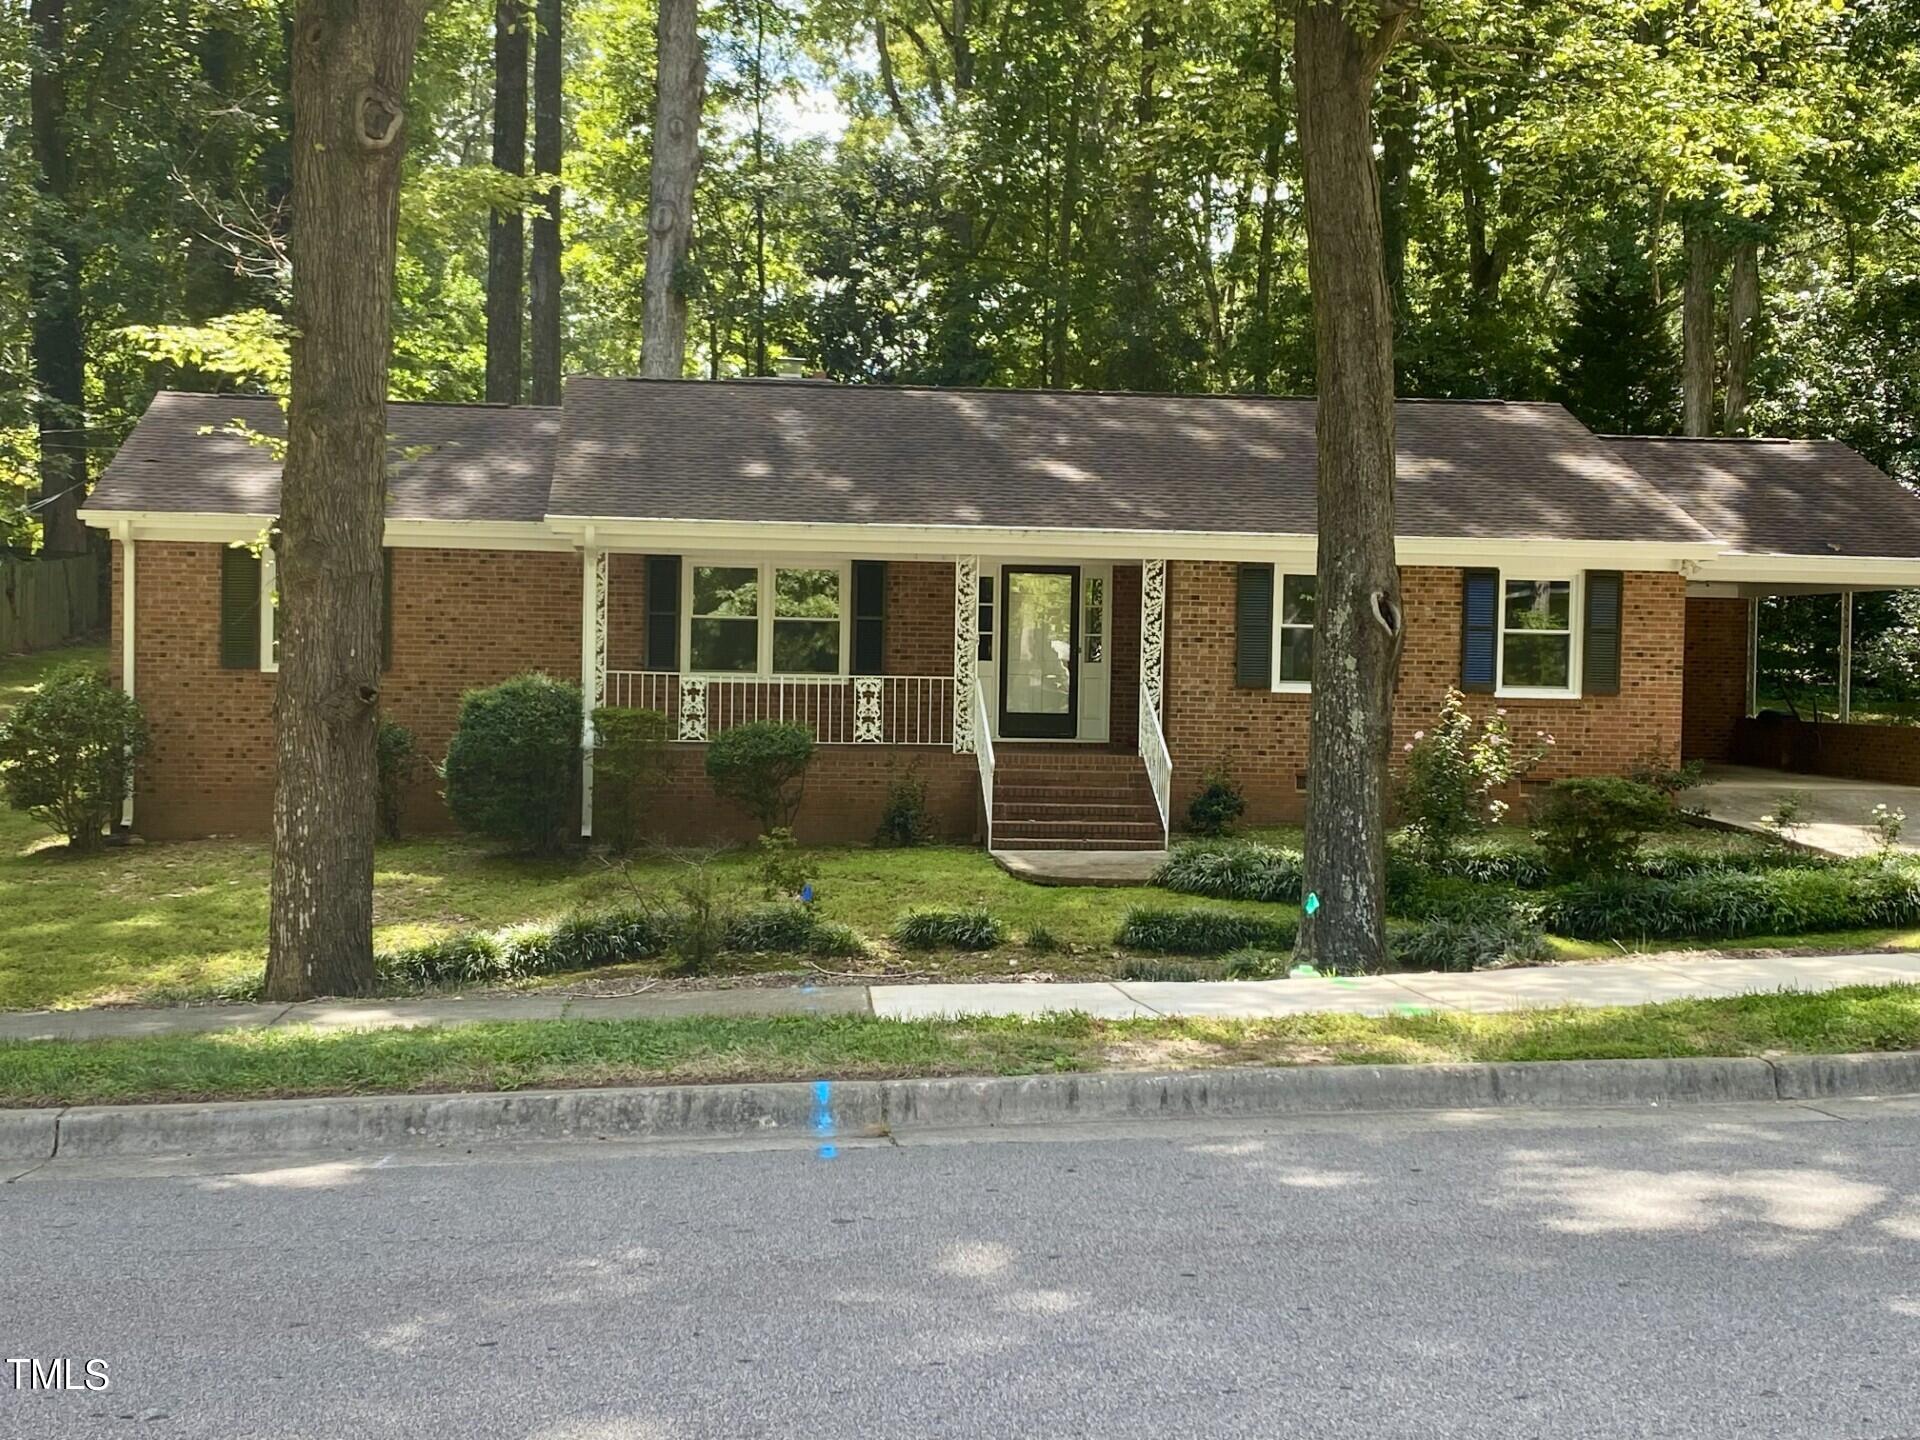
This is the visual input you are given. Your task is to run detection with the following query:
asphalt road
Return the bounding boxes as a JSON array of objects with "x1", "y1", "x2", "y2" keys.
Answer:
[{"x1": 7, "y1": 1098, "x2": 1920, "y2": 1439}]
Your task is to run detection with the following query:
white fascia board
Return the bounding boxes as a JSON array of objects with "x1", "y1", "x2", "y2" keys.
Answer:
[
  {"x1": 1688, "y1": 553, "x2": 1920, "y2": 589},
  {"x1": 543, "y1": 515, "x2": 1718, "y2": 570},
  {"x1": 79, "y1": 511, "x2": 569, "y2": 552}
]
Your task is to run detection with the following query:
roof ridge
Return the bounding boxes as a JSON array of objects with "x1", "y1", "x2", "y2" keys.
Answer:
[
  {"x1": 154, "y1": 389, "x2": 561, "y2": 414},
  {"x1": 572, "y1": 375, "x2": 1550, "y2": 407},
  {"x1": 1602, "y1": 432, "x2": 1833, "y2": 446}
]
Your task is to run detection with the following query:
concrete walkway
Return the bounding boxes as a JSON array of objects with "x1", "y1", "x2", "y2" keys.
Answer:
[
  {"x1": 5, "y1": 951, "x2": 1920, "y2": 1042},
  {"x1": 1694, "y1": 764, "x2": 1920, "y2": 858}
]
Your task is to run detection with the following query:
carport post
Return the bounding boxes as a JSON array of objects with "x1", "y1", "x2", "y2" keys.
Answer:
[
  {"x1": 1745, "y1": 599, "x2": 1758, "y2": 718},
  {"x1": 1839, "y1": 589, "x2": 1854, "y2": 724}
]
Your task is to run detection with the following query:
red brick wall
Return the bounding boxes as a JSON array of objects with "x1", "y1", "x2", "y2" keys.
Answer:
[
  {"x1": 1163, "y1": 562, "x2": 1687, "y2": 823},
  {"x1": 1682, "y1": 596, "x2": 1749, "y2": 764},
  {"x1": 1731, "y1": 714, "x2": 1920, "y2": 786},
  {"x1": 121, "y1": 541, "x2": 583, "y2": 839},
  {"x1": 648, "y1": 746, "x2": 979, "y2": 846},
  {"x1": 883, "y1": 561, "x2": 954, "y2": 676}
]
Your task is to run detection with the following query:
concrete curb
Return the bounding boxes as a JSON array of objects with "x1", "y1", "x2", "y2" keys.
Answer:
[{"x1": 5, "y1": 1052, "x2": 1920, "y2": 1162}]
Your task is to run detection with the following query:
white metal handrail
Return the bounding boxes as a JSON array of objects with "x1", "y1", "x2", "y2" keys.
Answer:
[
  {"x1": 1139, "y1": 691, "x2": 1172, "y2": 845},
  {"x1": 602, "y1": 671, "x2": 953, "y2": 746},
  {"x1": 973, "y1": 670, "x2": 996, "y2": 850}
]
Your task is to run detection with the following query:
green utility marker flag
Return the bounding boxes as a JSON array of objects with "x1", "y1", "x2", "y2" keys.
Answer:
[{"x1": 1303, "y1": 892, "x2": 1320, "y2": 916}]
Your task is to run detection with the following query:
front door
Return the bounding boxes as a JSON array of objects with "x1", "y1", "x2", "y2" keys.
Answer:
[{"x1": 999, "y1": 566, "x2": 1080, "y2": 739}]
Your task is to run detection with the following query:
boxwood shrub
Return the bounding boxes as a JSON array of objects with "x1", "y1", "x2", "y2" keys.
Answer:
[
  {"x1": 1542, "y1": 861, "x2": 1920, "y2": 942},
  {"x1": 442, "y1": 673, "x2": 582, "y2": 854},
  {"x1": 892, "y1": 905, "x2": 1005, "y2": 951},
  {"x1": 1117, "y1": 905, "x2": 1298, "y2": 955},
  {"x1": 1155, "y1": 840, "x2": 1304, "y2": 903}
]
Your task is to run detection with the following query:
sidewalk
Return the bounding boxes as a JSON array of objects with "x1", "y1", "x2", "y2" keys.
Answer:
[{"x1": 6, "y1": 951, "x2": 1920, "y2": 1043}]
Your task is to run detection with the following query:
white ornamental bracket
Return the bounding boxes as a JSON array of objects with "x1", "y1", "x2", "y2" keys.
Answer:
[{"x1": 953, "y1": 556, "x2": 979, "y2": 754}]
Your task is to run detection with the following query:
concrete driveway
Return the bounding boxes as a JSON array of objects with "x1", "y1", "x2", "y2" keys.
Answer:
[{"x1": 1693, "y1": 764, "x2": 1920, "y2": 857}]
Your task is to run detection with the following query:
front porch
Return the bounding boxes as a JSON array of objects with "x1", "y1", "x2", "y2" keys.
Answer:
[{"x1": 577, "y1": 549, "x2": 1173, "y2": 851}]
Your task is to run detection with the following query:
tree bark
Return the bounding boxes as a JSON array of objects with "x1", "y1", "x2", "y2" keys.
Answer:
[
  {"x1": 1682, "y1": 213, "x2": 1715, "y2": 436},
  {"x1": 640, "y1": 0, "x2": 705, "y2": 378},
  {"x1": 1251, "y1": 0, "x2": 1286, "y2": 393},
  {"x1": 486, "y1": 0, "x2": 528, "y2": 404},
  {"x1": 528, "y1": 0, "x2": 563, "y2": 404},
  {"x1": 28, "y1": 0, "x2": 87, "y2": 557},
  {"x1": 1293, "y1": 0, "x2": 1408, "y2": 975},
  {"x1": 1114, "y1": 10, "x2": 1162, "y2": 391},
  {"x1": 1723, "y1": 236, "x2": 1760, "y2": 434},
  {"x1": 1045, "y1": 82, "x2": 1082, "y2": 389},
  {"x1": 265, "y1": 0, "x2": 428, "y2": 1002}
]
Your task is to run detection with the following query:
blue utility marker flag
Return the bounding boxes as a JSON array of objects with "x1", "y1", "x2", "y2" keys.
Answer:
[
  {"x1": 800, "y1": 882, "x2": 814, "y2": 904},
  {"x1": 1303, "y1": 891, "x2": 1320, "y2": 916}
]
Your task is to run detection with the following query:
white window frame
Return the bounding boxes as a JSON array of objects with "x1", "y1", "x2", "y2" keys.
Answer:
[
  {"x1": 260, "y1": 546, "x2": 280, "y2": 674},
  {"x1": 1495, "y1": 570, "x2": 1581, "y2": 699},
  {"x1": 680, "y1": 557, "x2": 852, "y2": 679},
  {"x1": 1271, "y1": 569, "x2": 1315, "y2": 693}
]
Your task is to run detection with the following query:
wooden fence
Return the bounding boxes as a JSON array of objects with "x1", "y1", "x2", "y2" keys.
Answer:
[{"x1": 0, "y1": 552, "x2": 103, "y2": 654}]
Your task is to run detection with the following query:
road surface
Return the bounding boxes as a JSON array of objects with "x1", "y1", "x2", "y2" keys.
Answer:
[{"x1": 6, "y1": 1097, "x2": 1920, "y2": 1437}]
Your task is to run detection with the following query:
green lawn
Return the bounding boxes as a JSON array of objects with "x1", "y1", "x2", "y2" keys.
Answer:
[{"x1": 4, "y1": 983, "x2": 1917, "y2": 1107}]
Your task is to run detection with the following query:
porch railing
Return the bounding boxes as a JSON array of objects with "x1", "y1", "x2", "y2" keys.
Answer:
[
  {"x1": 603, "y1": 671, "x2": 954, "y2": 746},
  {"x1": 972, "y1": 671, "x2": 996, "y2": 850},
  {"x1": 1139, "y1": 690, "x2": 1172, "y2": 845}
]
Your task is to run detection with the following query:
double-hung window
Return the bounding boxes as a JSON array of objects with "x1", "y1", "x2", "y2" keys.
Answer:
[
  {"x1": 1274, "y1": 573, "x2": 1316, "y2": 689},
  {"x1": 1498, "y1": 576, "x2": 1577, "y2": 696},
  {"x1": 685, "y1": 561, "x2": 847, "y2": 677}
]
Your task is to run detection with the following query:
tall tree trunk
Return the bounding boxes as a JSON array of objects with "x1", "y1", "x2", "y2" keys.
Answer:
[
  {"x1": 1682, "y1": 213, "x2": 1715, "y2": 436},
  {"x1": 28, "y1": 0, "x2": 87, "y2": 557},
  {"x1": 528, "y1": 0, "x2": 563, "y2": 403},
  {"x1": 486, "y1": 0, "x2": 528, "y2": 404},
  {"x1": 1251, "y1": 0, "x2": 1286, "y2": 393},
  {"x1": 1045, "y1": 83, "x2": 1082, "y2": 389},
  {"x1": 1294, "y1": 0, "x2": 1408, "y2": 976},
  {"x1": 1723, "y1": 236, "x2": 1760, "y2": 434},
  {"x1": 640, "y1": 0, "x2": 704, "y2": 378},
  {"x1": 1377, "y1": 68, "x2": 1415, "y2": 342},
  {"x1": 1115, "y1": 10, "x2": 1162, "y2": 391},
  {"x1": 265, "y1": 0, "x2": 428, "y2": 1002},
  {"x1": 751, "y1": 0, "x2": 767, "y2": 376}
]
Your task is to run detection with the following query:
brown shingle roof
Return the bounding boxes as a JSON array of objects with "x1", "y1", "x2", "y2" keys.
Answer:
[
  {"x1": 551, "y1": 378, "x2": 1717, "y2": 544},
  {"x1": 1606, "y1": 436, "x2": 1920, "y2": 558},
  {"x1": 85, "y1": 392, "x2": 557, "y2": 523}
]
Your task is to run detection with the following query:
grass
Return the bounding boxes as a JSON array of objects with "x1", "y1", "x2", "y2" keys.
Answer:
[{"x1": 3, "y1": 983, "x2": 1917, "y2": 1107}]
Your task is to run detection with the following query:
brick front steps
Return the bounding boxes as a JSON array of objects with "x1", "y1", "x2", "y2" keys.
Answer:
[{"x1": 992, "y1": 745, "x2": 1166, "y2": 851}]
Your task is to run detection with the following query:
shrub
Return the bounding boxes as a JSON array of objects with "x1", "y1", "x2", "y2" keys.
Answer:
[
  {"x1": 1627, "y1": 748, "x2": 1706, "y2": 799},
  {"x1": 892, "y1": 905, "x2": 1005, "y2": 951},
  {"x1": 442, "y1": 673, "x2": 581, "y2": 854},
  {"x1": 726, "y1": 903, "x2": 825, "y2": 954},
  {"x1": 1116, "y1": 905, "x2": 1297, "y2": 955},
  {"x1": 705, "y1": 721, "x2": 814, "y2": 830},
  {"x1": 875, "y1": 767, "x2": 934, "y2": 847},
  {"x1": 375, "y1": 720, "x2": 419, "y2": 841},
  {"x1": 1391, "y1": 874, "x2": 1537, "y2": 926},
  {"x1": 1185, "y1": 762, "x2": 1246, "y2": 837},
  {"x1": 1155, "y1": 839, "x2": 1303, "y2": 903},
  {"x1": 375, "y1": 906, "x2": 671, "y2": 990},
  {"x1": 1542, "y1": 861, "x2": 1920, "y2": 942},
  {"x1": 755, "y1": 826, "x2": 811, "y2": 899},
  {"x1": 1391, "y1": 917, "x2": 1554, "y2": 972},
  {"x1": 591, "y1": 706, "x2": 669, "y2": 854},
  {"x1": 1022, "y1": 923, "x2": 1061, "y2": 953},
  {"x1": 1386, "y1": 832, "x2": 1553, "y2": 889},
  {"x1": 1532, "y1": 776, "x2": 1675, "y2": 879},
  {"x1": 0, "y1": 664, "x2": 148, "y2": 852},
  {"x1": 1758, "y1": 792, "x2": 1810, "y2": 846},
  {"x1": 1871, "y1": 803, "x2": 1906, "y2": 852},
  {"x1": 663, "y1": 857, "x2": 737, "y2": 975},
  {"x1": 1397, "y1": 689, "x2": 1549, "y2": 856},
  {"x1": 1223, "y1": 948, "x2": 1286, "y2": 980},
  {"x1": 1117, "y1": 959, "x2": 1205, "y2": 983}
]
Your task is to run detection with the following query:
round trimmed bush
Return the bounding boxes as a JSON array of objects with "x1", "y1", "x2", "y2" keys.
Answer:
[
  {"x1": 442, "y1": 673, "x2": 581, "y2": 853},
  {"x1": 0, "y1": 664, "x2": 148, "y2": 852},
  {"x1": 705, "y1": 721, "x2": 814, "y2": 830}
]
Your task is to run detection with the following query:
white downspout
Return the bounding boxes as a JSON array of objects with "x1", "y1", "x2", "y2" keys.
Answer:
[
  {"x1": 1839, "y1": 588, "x2": 1854, "y2": 724},
  {"x1": 579, "y1": 529, "x2": 598, "y2": 838},
  {"x1": 119, "y1": 521, "x2": 136, "y2": 829}
]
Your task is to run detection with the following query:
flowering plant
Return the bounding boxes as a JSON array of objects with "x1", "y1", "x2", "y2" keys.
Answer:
[{"x1": 1397, "y1": 689, "x2": 1551, "y2": 856}]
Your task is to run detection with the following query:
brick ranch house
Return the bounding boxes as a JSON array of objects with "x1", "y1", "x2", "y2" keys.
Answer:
[{"x1": 78, "y1": 378, "x2": 1920, "y2": 852}]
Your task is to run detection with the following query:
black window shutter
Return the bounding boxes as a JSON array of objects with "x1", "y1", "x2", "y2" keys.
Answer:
[
  {"x1": 852, "y1": 560, "x2": 886, "y2": 674},
  {"x1": 1583, "y1": 570, "x2": 1623, "y2": 696},
  {"x1": 219, "y1": 546, "x2": 262, "y2": 670},
  {"x1": 381, "y1": 548, "x2": 395, "y2": 671},
  {"x1": 1235, "y1": 564, "x2": 1274, "y2": 688},
  {"x1": 645, "y1": 555, "x2": 681, "y2": 670},
  {"x1": 1460, "y1": 568, "x2": 1498, "y2": 693}
]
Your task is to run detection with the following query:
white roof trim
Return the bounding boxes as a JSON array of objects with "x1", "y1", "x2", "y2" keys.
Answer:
[{"x1": 78, "y1": 510, "x2": 572, "y2": 552}]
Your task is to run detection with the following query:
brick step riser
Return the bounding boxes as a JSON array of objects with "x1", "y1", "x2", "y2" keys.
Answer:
[
  {"x1": 994, "y1": 753, "x2": 1147, "y2": 771},
  {"x1": 994, "y1": 785, "x2": 1155, "y2": 805},
  {"x1": 991, "y1": 838, "x2": 1166, "y2": 852},
  {"x1": 993, "y1": 824, "x2": 1166, "y2": 844},
  {"x1": 998, "y1": 802, "x2": 1159, "y2": 821}
]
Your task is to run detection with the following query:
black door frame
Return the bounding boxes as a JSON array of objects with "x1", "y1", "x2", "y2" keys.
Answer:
[{"x1": 998, "y1": 565, "x2": 1081, "y2": 740}]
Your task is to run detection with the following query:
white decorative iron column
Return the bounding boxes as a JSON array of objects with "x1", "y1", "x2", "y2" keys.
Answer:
[
  {"x1": 1840, "y1": 588, "x2": 1854, "y2": 723},
  {"x1": 1140, "y1": 558, "x2": 1167, "y2": 733},
  {"x1": 579, "y1": 543, "x2": 608, "y2": 837},
  {"x1": 119, "y1": 523, "x2": 137, "y2": 829},
  {"x1": 953, "y1": 555, "x2": 979, "y2": 753}
]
